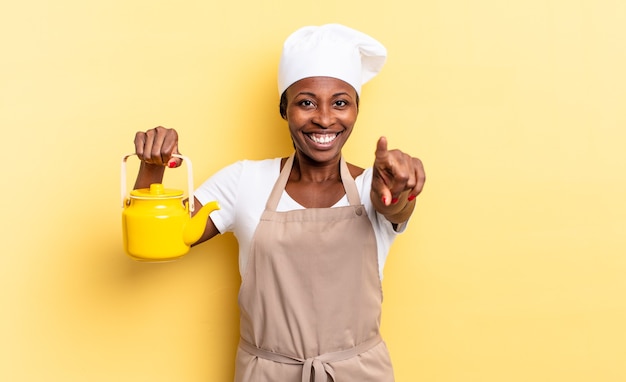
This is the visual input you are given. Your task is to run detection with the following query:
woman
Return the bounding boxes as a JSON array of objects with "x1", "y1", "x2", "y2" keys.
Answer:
[{"x1": 133, "y1": 24, "x2": 425, "y2": 382}]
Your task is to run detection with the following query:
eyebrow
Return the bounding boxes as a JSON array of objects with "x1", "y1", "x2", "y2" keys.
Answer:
[
  {"x1": 295, "y1": 91, "x2": 353, "y2": 98},
  {"x1": 295, "y1": 91, "x2": 317, "y2": 98}
]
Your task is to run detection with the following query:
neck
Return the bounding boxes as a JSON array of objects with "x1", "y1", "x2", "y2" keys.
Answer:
[{"x1": 291, "y1": 152, "x2": 342, "y2": 183}]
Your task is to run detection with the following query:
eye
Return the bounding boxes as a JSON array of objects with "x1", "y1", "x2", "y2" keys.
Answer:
[
  {"x1": 298, "y1": 99, "x2": 315, "y2": 108},
  {"x1": 334, "y1": 100, "x2": 348, "y2": 108}
]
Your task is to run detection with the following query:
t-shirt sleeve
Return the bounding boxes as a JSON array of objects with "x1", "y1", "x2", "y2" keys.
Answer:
[
  {"x1": 358, "y1": 168, "x2": 409, "y2": 279},
  {"x1": 194, "y1": 161, "x2": 244, "y2": 234}
]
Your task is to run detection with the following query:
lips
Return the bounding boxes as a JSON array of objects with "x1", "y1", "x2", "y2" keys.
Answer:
[{"x1": 306, "y1": 132, "x2": 340, "y2": 145}]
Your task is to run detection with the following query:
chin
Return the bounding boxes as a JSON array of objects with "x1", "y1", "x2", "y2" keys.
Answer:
[{"x1": 300, "y1": 148, "x2": 343, "y2": 163}]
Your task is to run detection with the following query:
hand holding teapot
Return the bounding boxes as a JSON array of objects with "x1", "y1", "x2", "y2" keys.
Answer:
[{"x1": 121, "y1": 127, "x2": 219, "y2": 262}]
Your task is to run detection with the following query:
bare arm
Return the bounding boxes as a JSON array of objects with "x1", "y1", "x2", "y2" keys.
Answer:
[{"x1": 191, "y1": 196, "x2": 221, "y2": 245}]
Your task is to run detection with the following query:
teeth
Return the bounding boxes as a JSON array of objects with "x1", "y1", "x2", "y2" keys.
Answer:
[{"x1": 309, "y1": 133, "x2": 337, "y2": 144}]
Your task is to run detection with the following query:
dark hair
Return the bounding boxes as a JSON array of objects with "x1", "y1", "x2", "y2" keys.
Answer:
[
  {"x1": 279, "y1": 91, "x2": 360, "y2": 120},
  {"x1": 279, "y1": 91, "x2": 289, "y2": 119}
]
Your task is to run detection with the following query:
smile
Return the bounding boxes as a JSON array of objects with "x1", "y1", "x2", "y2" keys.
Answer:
[{"x1": 306, "y1": 132, "x2": 340, "y2": 144}]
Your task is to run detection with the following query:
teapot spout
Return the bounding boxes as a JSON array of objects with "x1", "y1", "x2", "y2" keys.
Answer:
[{"x1": 183, "y1": 200, "x2": 220, "y2": 246}]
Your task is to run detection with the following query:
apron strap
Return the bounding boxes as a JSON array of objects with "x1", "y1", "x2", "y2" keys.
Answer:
[
  {"x1": 339, "y1": 156, "x2": 362, "y2": 206},
  {"x1": 265, "y1": 153, "x2": 362, "y2": 211},
  {"x1": 238, "y1": 334, "x2": 382, "y2": 382},
  {"x1": 265, "y1": 154, "x2": 294, "y2": 211}
]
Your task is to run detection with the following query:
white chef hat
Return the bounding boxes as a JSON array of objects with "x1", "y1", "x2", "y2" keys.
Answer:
[{"x1": 278, "y1": 23, "x2": 387, "y2": 96}]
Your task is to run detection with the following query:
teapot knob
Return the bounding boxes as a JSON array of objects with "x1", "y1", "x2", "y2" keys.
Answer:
[
  {"x1": 149, "y1": 184, "x2": 165, "y2": 195},
  {"x1": 121, "y1": 153, "x2": 194, "y2": 213}
]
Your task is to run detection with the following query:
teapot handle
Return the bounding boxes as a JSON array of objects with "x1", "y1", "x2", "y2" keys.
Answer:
[{"x1": 121, "y1": 153, "x2": 196, "y2": 215}]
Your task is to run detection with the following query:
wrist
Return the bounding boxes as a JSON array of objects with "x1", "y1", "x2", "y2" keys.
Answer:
[
  {"x1": 134, "y1": 162, "x2": 166, "y2": 189},
  {"x1": 371, "y1": 190, "x2": 416, "y2": 224}
]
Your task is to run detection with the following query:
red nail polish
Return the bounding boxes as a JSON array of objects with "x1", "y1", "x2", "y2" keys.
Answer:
[
  {"x1": 382, "y1": 196, "x2": 387, "y2": 205},
  {"x1": 391, "y1": 197, "x2": 399, "y2": 204},
  {"x1": 408, "y1": 195, "x2": 416, "y2": 202},
  {"x1": 168, "y1": 160, "x2": 177, "y2": 168}
]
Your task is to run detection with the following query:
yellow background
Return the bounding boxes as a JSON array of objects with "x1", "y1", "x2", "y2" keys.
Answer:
[{"x1": 2, "y1": 0, "x2": 625, "y2": 381}]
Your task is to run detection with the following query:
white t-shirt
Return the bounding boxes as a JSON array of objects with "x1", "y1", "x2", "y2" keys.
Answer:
[{"x1": 195, "y1": 158, "x2": 406, "y2": 280}]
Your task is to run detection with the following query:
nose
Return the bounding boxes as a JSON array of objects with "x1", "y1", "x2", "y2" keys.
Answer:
[{"x1": 312, "y1": 104, "x2": 334, "y2": 128}]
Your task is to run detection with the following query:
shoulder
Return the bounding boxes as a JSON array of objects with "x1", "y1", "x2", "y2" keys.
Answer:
[
  {"x1": 353, "y1": 167, "x2": 372, "y2": 198},
  {"x1": 215, "y1": 157, "x2": 282, "y2": 178},
  {"x1": 239, "y1": 157, "x2": 283, "y2": 180},
  {"x1": 211, "y1": 158, "x2": 282, "y2": 196},
  {"x1": 197, "y1": 157, "x2": 282, "y2": 197},
  {"x1": 195, "y1": 157, "x2": 284, "y2": 233},
  {"x1": 346, "y1": 162, "x2": 365, "y2": 179}
]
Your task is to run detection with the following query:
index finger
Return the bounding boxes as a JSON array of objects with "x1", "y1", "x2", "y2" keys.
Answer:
[{"x1": 134, "y1": 131, "x2": 147, "y2": 158}]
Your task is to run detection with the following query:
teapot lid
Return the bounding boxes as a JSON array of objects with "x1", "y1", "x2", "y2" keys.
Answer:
[{"x1": 130, "y1": 183, "x2": 183, "y2": 199}]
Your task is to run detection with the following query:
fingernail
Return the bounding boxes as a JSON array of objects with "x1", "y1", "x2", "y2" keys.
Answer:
[
  {"x1": 382, "y1": 196, "x2": 387, "y2": 205},
  {"x1": 408, "y1": 195, "x2": 416, "y2": 202},
  {"x1": 391, "y1": 197, "x2": 399, "y2": 204},
  {"x1": 168, "y1": 160, "x2": 177, "y2": 168}
]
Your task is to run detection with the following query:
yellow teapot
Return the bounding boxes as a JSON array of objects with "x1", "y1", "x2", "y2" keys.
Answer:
[{"x1": 121, "y1": 154, "x2": 219, "y2": 262}]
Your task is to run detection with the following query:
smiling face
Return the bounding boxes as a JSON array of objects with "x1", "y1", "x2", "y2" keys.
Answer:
[{"x1": 283, "y1": 76, "x2": 359, "y2": 165}]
